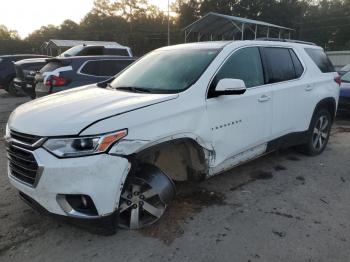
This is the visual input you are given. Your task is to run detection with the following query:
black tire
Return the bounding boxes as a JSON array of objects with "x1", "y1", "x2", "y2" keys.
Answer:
[
  {"x1": 7, "y1": 80, "x2": 19, "y2": 96},
  {"x1": 300, "y1": 108, "x2": 332, "y2": 156}
]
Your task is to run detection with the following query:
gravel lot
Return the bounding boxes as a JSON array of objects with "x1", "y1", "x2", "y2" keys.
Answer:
[{"x1": 0, "y1": 90, "x2": 350, "y2": 262}]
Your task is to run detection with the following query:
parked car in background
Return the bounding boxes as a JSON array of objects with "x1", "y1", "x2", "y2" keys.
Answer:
[
  {"x1": 58, "y1": 44, "x2": 133, "y2": 58},
  {"x1": 13, "y1": 58, "x2": 50, "y2": 98},
  {"x1": 13, "y1": 44, "x2": 134, "y2": 98},
  {"x1": 34, "y1": 56, "x2": 136, "y2": 97},
  {"x1": 6, "y1": 40, "x2": 339, "y2": 233},
  {"x1": 338, "y1": 64, "x2": 350, "y2": 76},
  {"x1": 338, "y1": 71, "x2": 350, "y2": 114},
  {"x1": 0, "y1": 54, "x2": 49, "y2": 95}
]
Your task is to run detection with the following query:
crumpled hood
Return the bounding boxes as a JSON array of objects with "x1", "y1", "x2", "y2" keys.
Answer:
[{"x1": 8, "y1": 85, "x2": 178, "y2": 136}]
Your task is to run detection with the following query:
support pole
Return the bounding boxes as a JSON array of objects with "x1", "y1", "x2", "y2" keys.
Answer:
[
  {"x1": 167, "y1": 0, "x2": 170, "y2": 45},
  {"x1": 288, "y1": 31, "x2": 291, "y2": 39},
  {"x1": 241, "y1": 23, "x2": 245, "y2": 40},
  {"x1": 278, "y1": 30, "x2": 281, "y2": 39},
  {"x1": 267, "y1": 27, "x2": 270, "y2": 38},
  {"x1": 197, "y1": 33, "x2": 201, "y2": 42},
  {"x1": 255, "y1": 25, "x2": 258, "y2": 39},
  {"x1": 184, "y1": 30, "x2": 187, "y2": 43}
]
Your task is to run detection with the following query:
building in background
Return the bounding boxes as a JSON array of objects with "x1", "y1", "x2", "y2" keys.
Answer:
[{"x1": 326, "y1": 51, "x2": 350, "y2": 71}]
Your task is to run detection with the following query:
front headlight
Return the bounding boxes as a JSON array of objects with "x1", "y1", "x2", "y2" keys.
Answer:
[{"x1": 43, "y1": 129, "x2": 127, "y2": 158}]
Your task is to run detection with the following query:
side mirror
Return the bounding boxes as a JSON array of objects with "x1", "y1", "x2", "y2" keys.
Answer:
[{"x1": 215, "y1": 79, "x2": 246, "y2": 96}]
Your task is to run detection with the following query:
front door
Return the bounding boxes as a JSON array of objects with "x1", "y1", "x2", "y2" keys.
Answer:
[{"x1": 206, "y1": 47, "x2": 273, "y2": 171}]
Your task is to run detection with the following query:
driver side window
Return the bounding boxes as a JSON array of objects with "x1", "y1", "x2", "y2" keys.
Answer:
[{"x1": 209, "y1": 47, "x2": 264, "y2": 97}]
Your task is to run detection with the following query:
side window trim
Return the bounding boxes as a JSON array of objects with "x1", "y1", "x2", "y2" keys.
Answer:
[
  {"x1": 258, "y1": 46, "x2": 270, "y2": 85},
  {"x1": 288, "y1": 49, "x2": 306, "y2": 79},
  {"x1": 207, "y1": 46, "x2": 266, "y2": 99}
]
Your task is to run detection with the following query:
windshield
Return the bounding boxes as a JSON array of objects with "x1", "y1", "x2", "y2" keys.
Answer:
[
  {"x1": 109, "y1": 48, "x2": 220, "y2": 93},
  {"x1": 59, "y1": 45, "x2": 84, "y2": 57},
  {"x1": 341, "y1": 71, "x2": 350, "y2": 83}
]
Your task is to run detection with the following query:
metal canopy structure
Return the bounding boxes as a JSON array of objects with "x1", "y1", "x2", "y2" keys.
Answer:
[
  {"x1": 183, "y1": 12, "x2": 294, "y2": 42},
  {"x1": 40, "y1": 39, "x2": 125, "y2": 56}
]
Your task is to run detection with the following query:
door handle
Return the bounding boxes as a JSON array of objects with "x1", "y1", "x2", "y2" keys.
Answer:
[
  {"x1": 258, "y1": 94, "x2": 271, "y2": 102},
  {"x1": 305, "y1": 84, "x2": 313, "y2": 91}
]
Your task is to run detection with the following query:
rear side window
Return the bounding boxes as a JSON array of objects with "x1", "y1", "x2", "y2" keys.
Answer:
[
  {"x1": 304, "y1": 48, "x2": 335, "y2": 73},
  {"x1": 263, "y1": 47, "x2": 296, "y2": 83},
  {"x1": 78, "y1": 47, "x2": 104, "y2": 56},
  {"x1": 80, "y1": 59, "x2": 134, "y2": 77},
  {"x1": 104, "y1": 48, "x2": 129, "y2": 56},
  {"x1": 40, "y1": 62, "x2": 63, "y2": 73},
  {"x1": 211, "y1": 47, "x2": 264, "y2": 90}
]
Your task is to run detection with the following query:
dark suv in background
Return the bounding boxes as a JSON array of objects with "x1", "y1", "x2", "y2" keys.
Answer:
[
  {"x1": 13, "y1": 44, "x2": 134, "y2": 98},
  {"x1": 13, "y1": 58, "x2": 50, "y2": 98},
  {"x1": 35, "y1": 56, "x2": 136, "y2": 97},
  {"x1": 59, "y1": 44, "x2": 133, "y2": 58},
  {"x1": 0, "y1": 54, "x2": 49, "y2": 95}
]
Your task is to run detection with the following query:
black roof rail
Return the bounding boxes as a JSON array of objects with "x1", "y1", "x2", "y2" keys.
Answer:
[{"x1": 256, "y1": 38, "x2": 316, "y2": 46}]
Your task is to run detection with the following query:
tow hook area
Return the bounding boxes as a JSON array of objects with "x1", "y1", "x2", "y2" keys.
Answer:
[{"x1": 19, "y1": 191, "x2": 119, "y2": 235}]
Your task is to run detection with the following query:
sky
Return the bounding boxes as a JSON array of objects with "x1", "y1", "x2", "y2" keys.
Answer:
[{"x1": 0, "y1": 0, "x2": 175, "y2": 38}]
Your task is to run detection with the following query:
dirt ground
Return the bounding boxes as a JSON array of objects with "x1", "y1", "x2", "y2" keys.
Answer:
[{"x1": 0, "y1": 90, "x2": 350, "y2": 262}]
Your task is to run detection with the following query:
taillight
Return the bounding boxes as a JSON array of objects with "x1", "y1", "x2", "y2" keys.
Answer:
[
  {"x1": 334, "y1": 75, "x2": 341, "y2": 86},
  {"x1": 45, "y1": 75, "x2": 68, "y2": 87}
]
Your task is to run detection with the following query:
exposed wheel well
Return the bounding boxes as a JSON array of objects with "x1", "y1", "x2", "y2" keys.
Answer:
[
  {"x1": 129, "y1": 138, "x2": 209, "y2": 182},
  {"x1": 313, "y1": 98, "x2": 336, "y2": 123}
]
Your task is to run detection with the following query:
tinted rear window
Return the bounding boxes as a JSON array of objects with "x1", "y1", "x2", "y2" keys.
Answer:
[
  {"x1": 263, "y1": 47, "x2": 296, "y2": 83},
  {"x1": 79, "y1": 47, "x2": 104, "y2": 56},
  {"x1": 104, "y1": 48, "x2": 129, "y2": 56},
  {"x1": 305, "y1": 48, "x2": 335, "y2": 73},
  {"x1": 40, "y1": 62, "x2": 63, "y2": 73},
  {"x1": 80, "y1": 59, "x2": 134, "y2": 77}
]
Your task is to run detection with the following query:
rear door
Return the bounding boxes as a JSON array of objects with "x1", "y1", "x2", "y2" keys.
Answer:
[{"x1": 260, "y1": 47, "x2": 305, "y2": 138}]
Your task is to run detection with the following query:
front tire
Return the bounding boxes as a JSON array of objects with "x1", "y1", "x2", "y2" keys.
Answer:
[
  {"x1": 300, "y1": 109, "x2": 332, "y2": 156},
  {"x1": 118, "y1": 164, "x2": 176, "y2": 230}
]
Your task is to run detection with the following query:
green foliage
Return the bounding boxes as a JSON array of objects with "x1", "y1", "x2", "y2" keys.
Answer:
[{"x1": 0, "y1": 0, "x2": 350, "y2": 56}]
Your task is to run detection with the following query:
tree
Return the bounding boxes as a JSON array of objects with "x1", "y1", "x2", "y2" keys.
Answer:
[{"x1": 0, "y1": 25, "x2": 20, "y2": 40}]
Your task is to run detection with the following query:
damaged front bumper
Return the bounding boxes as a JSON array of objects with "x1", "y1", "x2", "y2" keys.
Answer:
[{"x1": 8, "y1": 148, "x2": 131, "y2": 232}]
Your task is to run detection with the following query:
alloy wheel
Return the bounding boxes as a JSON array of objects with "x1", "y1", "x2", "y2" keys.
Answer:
[
  {"x1": 312, "y1": 115, "x2": 330, "y2": 151},
  {"x1": 118, "y1": 166, "x2": 175, "y2": 230}
]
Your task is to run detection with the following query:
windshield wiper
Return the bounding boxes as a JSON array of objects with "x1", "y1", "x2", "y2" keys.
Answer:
[{"x1": 115, "y1": 86, "x2": 151, "y2": 93}]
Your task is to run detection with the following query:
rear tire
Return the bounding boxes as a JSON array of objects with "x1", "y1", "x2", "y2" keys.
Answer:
[
  {"x1": 300, "y1": 109, "x2": 332, "y2": 156},
  {"x1": 7, "y1": 80, "x2": 24, "y2": 97},
  {"x1": 8, "y1": 80, "x2": 18, "y2": 96}
]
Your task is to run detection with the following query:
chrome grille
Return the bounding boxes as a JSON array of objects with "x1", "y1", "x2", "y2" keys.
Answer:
[
  {"x1": 7, "y1": 144, "x2": 39, "y2": 186},
  {"x1": 10, "y1": 130, "x2": 42, "y2": 146},
  {"x1": 6, "y1": 130, "x2": 43, "y2": 187}
]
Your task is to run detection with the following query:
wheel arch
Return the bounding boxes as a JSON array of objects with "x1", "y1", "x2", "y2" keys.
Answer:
[
  {"x1": 312, "y1": 97, "x2": 337, "y2": 123},
  {"x1": 127, "y1": 137, "x2": 211, "y2": 182}
]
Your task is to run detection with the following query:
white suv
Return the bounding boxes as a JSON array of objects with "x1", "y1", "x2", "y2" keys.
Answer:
[{"x1": 5, "y1": 40, "x2": 340, "y2": 233}]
